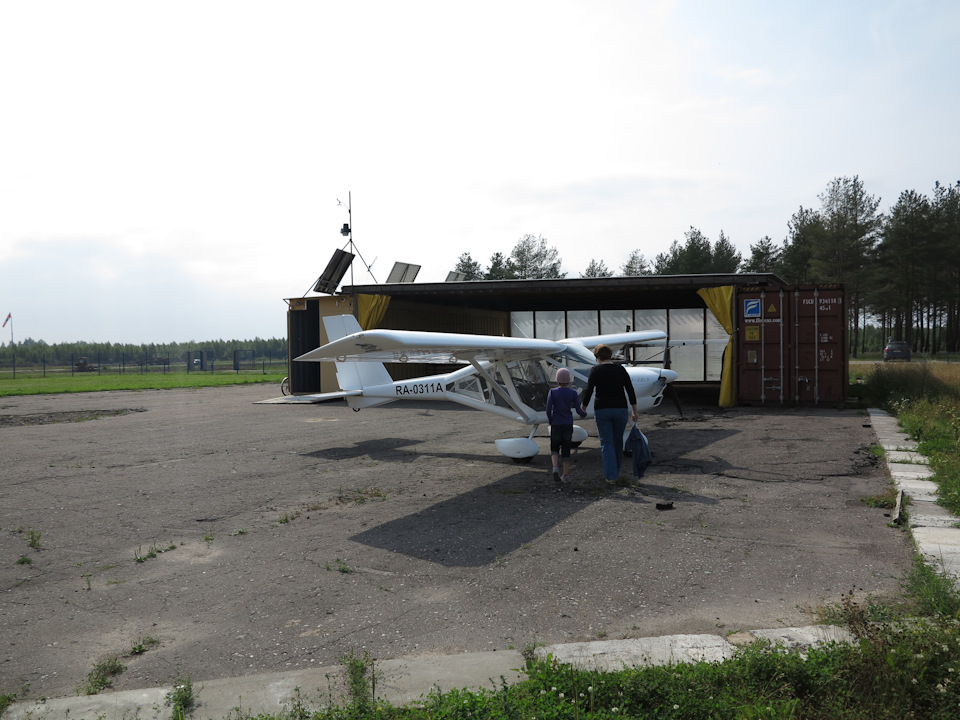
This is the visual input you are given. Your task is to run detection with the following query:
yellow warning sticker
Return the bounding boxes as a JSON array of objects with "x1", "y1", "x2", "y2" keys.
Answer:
[
  {"x1": 767, "y1": 303, "x2": 778, "y2": 313},
  {"x1": 745, "y1": 326, "x2": 760, "y2": 342}
]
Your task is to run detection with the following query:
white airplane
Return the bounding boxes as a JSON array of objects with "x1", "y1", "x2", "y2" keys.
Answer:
[{"x1": 294, "y1": 315, "x2": 679, "y2": 461}]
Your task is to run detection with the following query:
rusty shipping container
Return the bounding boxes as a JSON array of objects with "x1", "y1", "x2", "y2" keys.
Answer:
[{"x1": 736, "y1": 285, "x2": 847, "y2": 405}]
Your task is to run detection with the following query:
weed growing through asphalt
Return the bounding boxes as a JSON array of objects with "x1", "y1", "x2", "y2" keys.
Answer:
[
  {"x1": 77, "y1": 657, "x2": 126, "y2": 695},
  {"x1": 15, "y1": 556, "x2": 31, "y2": 565},
  {"x1": 129, "y1": 636, "x2": 160, "y2": 656},
  {"x1": 165, "y1": 675, "x2": 195, "y2": 720},
  {"x1": 26, "y1": 528, "x2": 41, "y2": 550},
  {"x1": 134, "y1": 543, "x2": 177, "y2": 563},
  {"x1": 337, "y1": 486, "x2": 386, "y2": 506},
  {"x1": 325, "y1": 558, "x2": 354, "y2": 573}
]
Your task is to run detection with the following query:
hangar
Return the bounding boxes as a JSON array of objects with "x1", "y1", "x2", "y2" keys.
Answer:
[{"x1": 286, "y1": 273, "x2": 847, "y2": 407}]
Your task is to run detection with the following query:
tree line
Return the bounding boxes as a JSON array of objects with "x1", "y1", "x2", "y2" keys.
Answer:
[
  {"x1": 455, "y1": 177, "x2": 960, "y2": 355},
  {"x1": 0, "y1": 336, "x2": 287, "y2": 368}
]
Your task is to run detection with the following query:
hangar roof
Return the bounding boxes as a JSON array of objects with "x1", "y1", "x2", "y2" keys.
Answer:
[{"x1": 341, "y1": 273, "x2": 788, "y2": 312}]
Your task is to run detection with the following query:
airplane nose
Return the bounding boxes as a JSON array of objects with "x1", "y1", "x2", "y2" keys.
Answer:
[{"x1": 660, "y1": 368, "x2": 679, "y2": 383}]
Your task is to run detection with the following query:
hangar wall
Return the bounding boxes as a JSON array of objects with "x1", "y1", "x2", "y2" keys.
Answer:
[{"x1": 284, "y1": 275, "x2": 847, "y2": 405}]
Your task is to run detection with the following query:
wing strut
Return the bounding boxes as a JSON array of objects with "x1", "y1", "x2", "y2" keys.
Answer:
[{"x1": 470, "y1": 359, "x2": 536, "y2": 423}]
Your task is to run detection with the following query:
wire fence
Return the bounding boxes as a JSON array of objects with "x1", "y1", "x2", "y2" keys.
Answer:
[{"x1": 0, "y1": 350, "x2": 288, "y2": 380}]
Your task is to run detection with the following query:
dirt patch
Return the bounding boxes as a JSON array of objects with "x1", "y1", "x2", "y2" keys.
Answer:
[
  {"x1": 0, "y1": 385, "x2": 914, "y2": 701},
  {"x1": 0, "y1": 408, "x2": 145, "y2": 428}
]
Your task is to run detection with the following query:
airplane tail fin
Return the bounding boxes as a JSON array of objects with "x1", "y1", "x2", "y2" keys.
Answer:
[{"x1": 321, "y1": 314, "x2": 395, "y2": 408}]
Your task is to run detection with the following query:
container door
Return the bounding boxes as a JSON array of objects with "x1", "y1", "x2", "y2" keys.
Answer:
[
  {"x1": 737, "y1": 289, "x2": 788, "y2": 405},
  {"x1": 287, "y1": 298, "x2": 322, "y2": 394},
  {"x1": 789, "y1": 287, "x2": 847, "y2": 404}
]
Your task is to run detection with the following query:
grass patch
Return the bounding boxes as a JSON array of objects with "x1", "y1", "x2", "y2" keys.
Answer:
[
  {"x1": 0, "y1": 689, "x2": 21, "y2": 718},
  {"x1": 0, "y1": 370, "x2": 286, "y2": 397},
  {"x1": 856, "y1": 363, "x2": 960, "y2": 516},
  {"x1": 861, "y1": 484, "x2": 901, "y2": 510},
  {"x1": 129, "y1": 636, "x2": 160, "y2": 656},
  {"x1": 337, "y1": 486, "x2": 386, "y2": 506},
  {"x1": 326, "y1": 558, "x2": 354, "y2": 573},
  {"x1": 134, "y1": 543, "x2": 178, "y2": 563},
  {"x1": 26, "y1": 528, "x2": 41, "y2": 550},
  {"x1": 165, "y1": 675, "x2": 196, "y2": 720},
  {"x1": 77, "y1": 657, "x2": 126, "y2": 696}
]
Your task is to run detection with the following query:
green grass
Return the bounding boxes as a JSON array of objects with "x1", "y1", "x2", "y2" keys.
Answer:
[
  {"x1": 76, "y1": 657, "x2": 126, "y2": 696},
  {"x1": 0, "y1": 369, "x2": 286, "y2": 396},
  {"x1": 165, "y1": 675, "x2": 196, "y2": 720}
]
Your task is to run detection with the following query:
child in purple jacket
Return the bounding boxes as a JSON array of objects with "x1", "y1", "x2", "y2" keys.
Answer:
[{"x1": 546, "y1": 367, "x2": 587, "y2": 482}]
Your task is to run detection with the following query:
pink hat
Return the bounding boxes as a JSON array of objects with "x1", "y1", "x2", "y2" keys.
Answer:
[{"x1": 555, "y1": 368, "x2": 572, "y2": 384}]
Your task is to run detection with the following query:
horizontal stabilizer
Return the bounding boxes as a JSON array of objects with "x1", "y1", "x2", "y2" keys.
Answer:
[{"x1": 302, "y1": 390, "x2": 364, "y2": 402}]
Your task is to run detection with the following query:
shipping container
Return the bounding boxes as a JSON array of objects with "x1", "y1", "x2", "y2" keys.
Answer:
[{"x1": 736, "y1": 285, "x2": 847, "y2": 405}]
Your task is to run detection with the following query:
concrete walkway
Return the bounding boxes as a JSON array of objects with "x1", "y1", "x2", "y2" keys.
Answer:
[
  {"x1": 869, "y1": 408, "x2": 960, "y2": 579},
  {"x1": 6, "y1": 408, "x2": 953, "y2": 720}
]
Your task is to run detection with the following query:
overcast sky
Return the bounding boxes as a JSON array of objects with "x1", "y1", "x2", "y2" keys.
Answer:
[{"x1": 1, "y1": 0, "x2": 957, "y2": 345}]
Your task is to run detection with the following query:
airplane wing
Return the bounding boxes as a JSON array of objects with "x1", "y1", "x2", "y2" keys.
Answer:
[
  {"x1": 563, "y1": 330, "x2": 667, "y2": 349},
  {"x1": 295, "y1": 329, "x2": 568, "y2": 364}
]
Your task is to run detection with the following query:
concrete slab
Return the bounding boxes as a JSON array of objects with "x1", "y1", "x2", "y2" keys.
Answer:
[
  {"x1": 375, "y1": 651, "x2": 525, "y2": 705},
  {"x1": 890, "y1": 464, "x2": 936, "y2": 480},
  {"x1": 880, "y1": 439, "x2": 918, "y2": 453},
  {"x1": 887, "y1": 450, "x2": 928, "y2": 465},
  {"x1": 909, "y1": 501, "x2": 960, "y2": 529},
  {"x1": 537, "y1": 635, "x2": 737, "y2": 671},
  {"x1": 893, "y1": 477, "x2": 939, "y2": 502},
  {"x1": 749, "y1": 625, "x2": 854, "y2": 650},
  {"x1": 5, "y1": 653, "x2": 527, "y2": 720},
  {"x1": 6, "y1": 669, "x2": 333, "y2": 720},
  {"x1": 912, "y1": 527, "x2": 960, "y2": 579}
]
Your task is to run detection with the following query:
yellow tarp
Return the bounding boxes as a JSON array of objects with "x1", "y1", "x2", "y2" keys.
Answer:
[
  {"x1": 696, "y1": 286, "x2": 736, "y2": 407},
  {"x1": 357, "y1": 294, "x2": 390, "y2": 330}
]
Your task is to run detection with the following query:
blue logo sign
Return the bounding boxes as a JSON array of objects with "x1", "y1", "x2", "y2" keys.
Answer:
[{"x1": 743, "y1": 299, "x2": 761, "y2": 318}]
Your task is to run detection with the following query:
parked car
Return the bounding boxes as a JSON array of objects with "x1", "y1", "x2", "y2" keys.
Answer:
[{"x1": 883, "y1": 340, "x2": 911, "y2": 362}]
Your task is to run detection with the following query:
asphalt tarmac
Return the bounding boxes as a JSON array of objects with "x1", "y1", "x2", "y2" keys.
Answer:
[{"x1": 1, "y1": 384, "x2": 914, "y2": 705}]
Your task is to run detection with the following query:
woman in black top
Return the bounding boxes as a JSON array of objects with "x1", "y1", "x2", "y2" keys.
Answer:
[{"x1": 580, "y1": 344, "x2": 638, "y2": 482}]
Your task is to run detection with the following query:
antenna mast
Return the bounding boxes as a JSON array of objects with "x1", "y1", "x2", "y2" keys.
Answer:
[{"x1": 339, "y1": 192, "x2": 378, "y2": 285}]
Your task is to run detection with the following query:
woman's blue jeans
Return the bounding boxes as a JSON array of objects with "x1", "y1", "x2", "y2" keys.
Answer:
[{"x1": 594, "y1": 407, "x2": 629, "y2": 480}]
